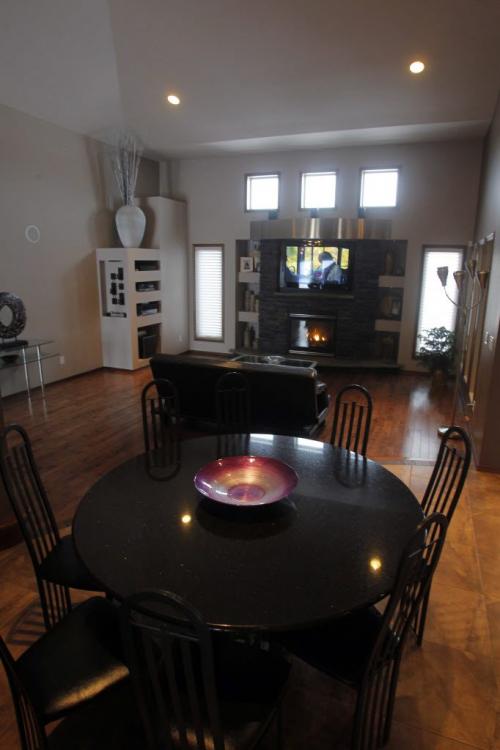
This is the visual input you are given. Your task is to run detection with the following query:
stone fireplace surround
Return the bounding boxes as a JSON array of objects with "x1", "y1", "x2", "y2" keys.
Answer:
[{"x1": 258, "y1": 239, "x2": 407, "y2": 362}]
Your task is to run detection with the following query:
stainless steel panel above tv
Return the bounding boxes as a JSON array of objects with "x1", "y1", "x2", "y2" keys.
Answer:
[{"x1": 249, "y1": 217, "x2": 392, "y2": 241}]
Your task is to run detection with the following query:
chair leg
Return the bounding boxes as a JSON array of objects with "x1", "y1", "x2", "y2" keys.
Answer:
[
  {"x1": 276, "y1": 704, "x2": 283, "y2": 750},
  {"x1": 351, "y1": 687, "x2": 368, "y2": 750},
  {"x1": 415, "y1": 588, "x2": 431, "y2": 647},
  {"x1": 381, "y1": 659, "x2": 401, "y2": 746}
]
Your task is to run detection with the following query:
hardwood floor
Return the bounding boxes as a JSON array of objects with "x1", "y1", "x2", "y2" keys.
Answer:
[
  {"x1": 1, "y1": 366, "x2": 451, "y2": 526},
  {"x1": 1, "y1": 366, "x2": 498, "y2": 750},
  {"x1": 318, "y1": 368, "x2": 453, "y2": 462}
]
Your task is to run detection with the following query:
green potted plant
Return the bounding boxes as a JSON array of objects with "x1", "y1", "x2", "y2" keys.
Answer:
[{"x1": 416, "y1": 327, "x2": 456, "y2": 385}]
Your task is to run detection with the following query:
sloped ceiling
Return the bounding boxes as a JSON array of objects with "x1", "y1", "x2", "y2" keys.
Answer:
[{"x1": 1, "y1": 0, "x2": 499, "y2": 156}]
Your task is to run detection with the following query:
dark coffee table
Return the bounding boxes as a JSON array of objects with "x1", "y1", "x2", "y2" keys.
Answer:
[{"x1": 73, "y1": 435, "x2": 422, "y2": 633}]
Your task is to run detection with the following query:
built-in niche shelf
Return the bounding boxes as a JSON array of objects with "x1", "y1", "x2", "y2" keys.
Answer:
[
  {"x1": 380, "y1": 245, "x2": 406, "y2": 277},
  {"x1": 135, "y1": 259, "x2": 160, "y2": 273},
  {"x1": 374, "y1": 331, "x2": 400, "y2": 362},
  {"x1": 137, "y1": 315, "x2": 162, "y2": 329},
  {"x1": 235, "y1": 240, "x2": 261, "y2": 352},
  {"x1": 377, "y1": 287, "x2": 403, "y2": 321},
  {"x1": 375, "y1": 319, "x2": 401, "y2": 333},
  {"x1": 375, "y1": 251, "x2": 406, "y2": 362},
  {"x1": 238, "y1": 311, "x2": 259, "y2": 323},
  {"x1": 238, "y1": 271, "x2": 260, "y2": 284},
  {"x1": 378, "y1": 275, "x2": 406, "y2": 288}
]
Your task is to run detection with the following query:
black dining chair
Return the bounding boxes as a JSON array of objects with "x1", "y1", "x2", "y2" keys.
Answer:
[
  {"x1": 330, "y1": 384, "x2": 373, "y2": 456},
  {"x1": 0, "y1": 597, "x2": 131, "y2": 750},
  {"x1": 141, "y1": 378, "x2": 181, "y2": 464},
  {"x1": 281, "y1": 513, "x2": 448, "y2": 750},
  {"x1": 414, "y1": 424, "x2": 471, "y2": 646},
  {"x1": 0, "y1": 424, "x2": 103, "y2": 630},
  {"x1": 216, "y1": 432, "x2": 251, "y2": 459},
  {"x1": 215, "y1": 371, "x2": 252, "y2": 434},
  {"x1": 120, "y1": 589, "x2": 290, "y2": 750}
]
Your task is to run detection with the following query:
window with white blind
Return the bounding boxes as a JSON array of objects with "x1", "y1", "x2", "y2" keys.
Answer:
[
  {"x1": 415, "y1": 247, "x2": 464, "y2": 353},
  {"x1": 194, "y1": 245, "x2": 224, "y2": 341}
]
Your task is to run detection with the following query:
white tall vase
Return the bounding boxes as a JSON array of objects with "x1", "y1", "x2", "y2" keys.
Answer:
[{"x1": 115, "y1": 204, "x2": 146, "y2": 248}]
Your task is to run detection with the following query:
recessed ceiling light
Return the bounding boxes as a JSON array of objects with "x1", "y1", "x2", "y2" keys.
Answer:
[
  {"x1": 167, "y1": 94, "x2": 180, "y2": 105},
  {"x1": 409, "y1": 60, "x2": 425, "y2": 74}
]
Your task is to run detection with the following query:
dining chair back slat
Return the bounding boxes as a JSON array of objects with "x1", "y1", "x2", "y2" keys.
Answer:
[
  {"x1": 330, "y1": 385, "x2": 372, "y2": 456},
  {"x1": 215, "y1": 371, "x2": 251, "y2": 435},
  {"x1": 121, "y1": 591, "x2": 225, "y2": 750},
  {"x1": 421, "y1": 426, "x2": 471, "y2": 519},
  {"x1": 414, "y1": 425, "x2": 471, "y2": 646},
  {"x1": 354, "y1": 513, "x2": 448, "y2": 750},
  {"x1": 0, "y1": 637, "x2": 47, "y2": 750},
  {"x1": 0, "y1": 425, "x2": 72, "y2": 630},
  {"x1": 141, "y1": 379, "x2": 181, "y2": 466}
]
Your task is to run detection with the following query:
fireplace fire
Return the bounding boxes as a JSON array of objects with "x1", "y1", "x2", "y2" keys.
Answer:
[
  {"x1": 289, "y1": 314, "x2": 336, "y2": 356},
  {"x1": 308, "y1": 328, "x2": 329, "y2": 345}
]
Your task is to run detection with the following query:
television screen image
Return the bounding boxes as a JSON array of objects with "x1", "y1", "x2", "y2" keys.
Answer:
[{"x1": 281, "y1": 244, "x2": 353, "y2": 291}]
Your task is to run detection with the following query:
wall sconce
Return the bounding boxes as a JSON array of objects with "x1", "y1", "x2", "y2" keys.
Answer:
[
  {"x1": 437, "y1": 266, "x2": 449, "y2": 287},
  {"x1": 477, "y1": 270, "x2": 489, "y2": 290}
]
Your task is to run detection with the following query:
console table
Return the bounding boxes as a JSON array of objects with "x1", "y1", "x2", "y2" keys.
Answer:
[{"x1": 0, "y1": 339, "x2": 58, "y2": 399}]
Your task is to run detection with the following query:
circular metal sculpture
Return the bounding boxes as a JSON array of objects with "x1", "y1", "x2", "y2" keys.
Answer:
[{"x1": 0, "y1": 292, "x2": 27, "y2": 338}]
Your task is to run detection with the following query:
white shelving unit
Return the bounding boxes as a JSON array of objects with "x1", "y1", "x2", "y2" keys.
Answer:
[
  {"x1": 96, "y1": 197, "x2": 189, "y2": 371},
  {"x1": 96, "y1": 247, "x2": 163, "y2": 370}
]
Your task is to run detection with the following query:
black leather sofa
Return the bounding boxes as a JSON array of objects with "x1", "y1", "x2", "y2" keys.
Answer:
[{"x1": 150, "y1": 354, "x2": 329, "y2": 437}]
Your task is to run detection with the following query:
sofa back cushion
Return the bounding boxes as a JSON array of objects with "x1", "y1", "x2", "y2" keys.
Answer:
[{"x1": 150, "y1": 354, "x2": 319, "y2": 433}]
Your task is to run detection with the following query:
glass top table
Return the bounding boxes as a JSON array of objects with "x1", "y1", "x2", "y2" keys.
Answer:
[
  {"x1": 0, "y1": 339, "x2": 57, "y2": 398},
  {"x1": 73, "y1": 434, "x2": 423, "y2": 633}
]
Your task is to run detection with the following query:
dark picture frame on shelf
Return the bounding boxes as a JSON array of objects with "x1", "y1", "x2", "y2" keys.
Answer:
[{"x1": 240, "y1": 257, "x2": 253, "y2": 272}]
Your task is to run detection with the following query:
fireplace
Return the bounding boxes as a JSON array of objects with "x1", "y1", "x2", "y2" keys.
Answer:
[{"x1": 288, "y1": 314, "x2": 336, "y2": 356}]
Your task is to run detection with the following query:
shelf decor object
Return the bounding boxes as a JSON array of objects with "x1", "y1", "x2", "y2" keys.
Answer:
[
  {"x1": 240, "y1": 257, "x2": 253, "y2": 272},
  {"x1": 194, "y1": 455, "x2": 298, "y2": 507},
  {"x1": 110, "y1": 133, "x2": 146, "y2": 248},
  {"x1": 436, "y1": 260, "x2": 489, "y2": 437},
  {"x1": 0, "y1": 292, "x2": 27, "y2": 340}
]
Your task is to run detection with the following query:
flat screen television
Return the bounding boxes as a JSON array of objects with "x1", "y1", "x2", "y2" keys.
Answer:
[{"x1": 279, "y1": 242, "x2": 354, "y2": 292}]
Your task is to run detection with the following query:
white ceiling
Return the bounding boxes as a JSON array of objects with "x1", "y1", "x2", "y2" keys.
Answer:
[{"x1": 1, "y1": 0, "x2": 499, "y2": 157}]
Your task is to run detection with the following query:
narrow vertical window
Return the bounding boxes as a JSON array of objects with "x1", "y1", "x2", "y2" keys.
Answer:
[
  {"x1": 415, "y1": 247, "x2": 464, "y2": 353},
  {"x1": 194, "y1": 245, "x2": 224, "y2": 341}
]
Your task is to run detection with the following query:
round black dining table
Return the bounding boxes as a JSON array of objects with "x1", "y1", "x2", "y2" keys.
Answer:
[{"x1": 73, "y1": 434, "x2": 423, "y2": 633}]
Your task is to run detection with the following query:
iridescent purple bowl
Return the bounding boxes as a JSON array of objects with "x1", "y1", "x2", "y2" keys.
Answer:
[{"x1": 194, "y1": 455, "x2": 298, "y2": 507}]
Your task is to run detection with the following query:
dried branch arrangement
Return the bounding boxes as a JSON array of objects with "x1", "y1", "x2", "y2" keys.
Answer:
[{"x1": 110, "y1": 133, "x2": 143, "y2": 205}]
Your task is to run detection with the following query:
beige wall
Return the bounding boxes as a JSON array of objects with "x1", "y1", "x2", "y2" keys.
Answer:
[
  {"x1": 0, "y1": 103, "x2": 158, "y2": 396},
  {"x1": 471, "y1": 93, "x2": 500, "y2": 469},
  {"x1": 171, "y1": 139, "x2": 482, "y2": 368}
]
